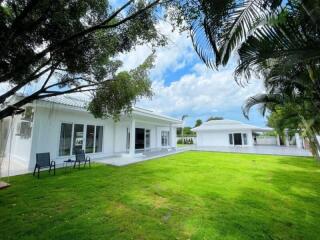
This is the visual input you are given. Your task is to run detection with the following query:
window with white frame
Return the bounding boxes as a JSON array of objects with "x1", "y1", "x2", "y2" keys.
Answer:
[
  {"x1": 59, "y1": 123, "x2": 73, "y2": 156},
  {"x1": 161, "y1": 131, "x2": 169, "y2": 147},
  {"x1": 95, "y1": 126, "x2": 103, "y2": 153},
  {"x1": 86, "y1": 125, "x2": 95, "y2": 153},
  {"x1": 59, "y1": 123, "x2": 103, "y2": 156},
  {"x1": 229, "y1": 134, "x2": 233, "y2": 145},
  {"x1": 228, "y1": 133, "x2": 248, "y2": 146},
  {"x1": 242, "y1": 133, "x2": 248, "y2": 145}
]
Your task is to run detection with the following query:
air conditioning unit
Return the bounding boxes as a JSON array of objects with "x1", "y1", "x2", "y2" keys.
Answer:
[
  {"x1": 16, "y1": 121, "x2": 32, "y2": 139},
  {"x1": 21, "y1": 106, "x2": 34, "y2": 122}
]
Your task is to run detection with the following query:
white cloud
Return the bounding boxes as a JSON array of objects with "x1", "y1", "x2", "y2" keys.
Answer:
[
  {"x1": 118, "y1": 20, "x2": 196, "y2": 81},
  {"x1": 137, "y1": 63, "x2": 264, "y2": 119},
  {"x1": 116, "y1": 19, "x2": 265, "y2": 125}
]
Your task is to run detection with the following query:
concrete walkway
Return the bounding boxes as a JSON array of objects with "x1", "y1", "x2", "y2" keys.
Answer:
[
  {"x1": 0, "y1": 145, "x2": 312, "y2": 177},
  {"x1": 95, "y1": 145, "x2": 311, "y2": 167},
  {"x1": 193, "y1": 145, "x2": 312, "y2": 157},
  {"x1": 1, "y1": 157, "x2": 29, "y2": 177},
  {"x1": 95, "y1": 147, "x2": 189, "y2": 166}
]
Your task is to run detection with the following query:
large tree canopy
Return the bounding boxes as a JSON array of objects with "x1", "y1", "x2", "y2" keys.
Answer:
[{"x1": 0, "y1": 0, "x2": 164, "y2": 119}]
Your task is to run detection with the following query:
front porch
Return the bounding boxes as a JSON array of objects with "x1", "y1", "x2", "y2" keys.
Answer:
[{"x1": 118, "y1": 113, "x2": 180, "y2": 156}]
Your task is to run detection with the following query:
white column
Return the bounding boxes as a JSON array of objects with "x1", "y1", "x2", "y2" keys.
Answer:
[
  {"x1": 276, "y1": 135, "x2": 281, "y2": 146},
  {"x1": 285, "y1": 130, "x2": 290, "y2": 147},
  {"x1": 169, "y1": 124, "x2": 175, "y2": 148},
  {"x1": 113, "y1": 122, "x2": 116, "y2": 153},
  {"x1": 129, "y1": 119, "x2": 135, "y2": 156},
  {"x1": 295, "y1": 133, "x2": 302, "y2": 149}
]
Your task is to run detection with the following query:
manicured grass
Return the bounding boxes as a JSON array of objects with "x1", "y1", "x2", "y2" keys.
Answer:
[{"x1": 1, "y1": 152, "x2": 320, "y2": 240}]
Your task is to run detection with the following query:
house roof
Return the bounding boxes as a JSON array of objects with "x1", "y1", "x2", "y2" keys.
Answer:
[
  {"x1": 37, "y1": 94, "x2": 182, "y2": 124},
  {"x1": 192, "y1": 119, "x2": 272, "y2": 132}
]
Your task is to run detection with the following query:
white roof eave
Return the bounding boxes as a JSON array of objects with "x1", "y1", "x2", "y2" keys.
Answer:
[{"x1": 27, "y1": 95, "x2": 181, "y2": 124}]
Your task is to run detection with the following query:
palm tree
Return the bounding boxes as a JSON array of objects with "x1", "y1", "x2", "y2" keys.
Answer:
[
  {"x1": 181, "y1": 0, "x2": 320, "y2": 157},
  {"x1": 181, "y1": 115, "x2": 188, "y2": 138},
  {"x1": 241, "y1": 55, "x2": 320, "y2": 157}
]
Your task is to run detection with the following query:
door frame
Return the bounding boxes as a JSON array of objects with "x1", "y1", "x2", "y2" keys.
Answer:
[
  {"x1": 135, "y1": 128, "x2": 145, "y2": 150},
  {"x1": 229, "y1": 132, "x2": 248, "y2": 146},
  {"x1": 233, "y1": 133, "x2": 242, "y2": 146},
  {"x1": 145, "y1": 129, "x2": 151, "y2": 150}
]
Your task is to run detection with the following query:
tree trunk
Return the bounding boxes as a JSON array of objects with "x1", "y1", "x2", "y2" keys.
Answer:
[
  {"x1": 306, "y1": 134, "x2": 320, "y2": 160},
  {"x1": 0, "y1": 93, "x2": 40, "y2": 120},
  {"x1": 313, "y1": 135, "x2": 320, "y2": 160}
]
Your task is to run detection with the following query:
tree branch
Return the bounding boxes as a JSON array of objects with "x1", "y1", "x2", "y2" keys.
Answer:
[
  {"x1": 0, "y1": 60, "x2": 53, "y2": 104},
  {"x1": 105, "y1": 0, "x2": 161, "y2": 29},
  {"x1": 30, "y1": 0, "x2": 161, "y2": 69}
]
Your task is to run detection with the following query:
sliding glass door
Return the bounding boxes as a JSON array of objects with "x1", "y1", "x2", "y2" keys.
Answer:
[
  {"x1": 95, "y1": 126, "x2": 103, "y2": 153},
  {"x1": 161, "y1": 131, "x2": 170, "y2": 147},
  {"x1": 85, "y1": 125, "x2": 95, "y2": 153},
  {"x1": 59, "y1": 123, "x2": 72, "y2": 156},
  {"x1": 228, "y1": 133, "x2": 248, "y2": 146},
  {"x1": 73, "y1": 124, "x2": 84, "y2": 154},
  {"x1": 135, "y1": 128, "x2": 145, "y2": 150},
  {"x1": 59, "y1": 123, "x2": 103, "y2": 156},
  {"x1": 145, "y1": 129, "x2": 151, "y2": 149}
]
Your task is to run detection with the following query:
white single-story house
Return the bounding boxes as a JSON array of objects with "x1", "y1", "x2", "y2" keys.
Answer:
[
  {"x1": 0, "y1": 95, "x2": 181, "y2": 173},
  {"x1": 192, "y1": 119, "x2": 302, "y2": 147}
]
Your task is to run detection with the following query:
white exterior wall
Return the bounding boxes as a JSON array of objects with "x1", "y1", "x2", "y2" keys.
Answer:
[
  {"x1": 113, "y1": 121, "x2": 175, "y2": 153},
  {"x1": 29, "y1": 103, "x2": 115, "y2": 169},
  {"x1": 3, "y1": 100, "x2": 180, "y2": 172},
  {"x1": 156, "y1": 126, "x2": 172, "y2": 148},
  {"x1": 114, "y1": 120, "x2": 129, "y2": 153},
  {"x1": 255, "y1": 136, "x2": 278, "y2": 145},
  {"x1": 135, "y1": 122, "x2": 158, "y2": 149},
  {"x1": 2, "y1": 115, "x2": 33, "y2": 165},
  {"x1": 196, "y1": 130, "x2": 254, "y2": 147}
]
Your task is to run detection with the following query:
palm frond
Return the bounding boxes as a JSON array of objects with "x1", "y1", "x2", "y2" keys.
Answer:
[
  {"x1": 219, "y1": 0, "x2": 272, "y2": 65},
  {"x1": 190, "y1": 20, "x2": 220, "y2": 69},
  {"x1": 234, "y1": 21, "x2": 320, "y2": 84},
  {"x1": 189, "y1": 0, "x2": 282, "y2": 68},
  {"x1": 242, "y1": 93, "x2": 283, "y2": 118}
]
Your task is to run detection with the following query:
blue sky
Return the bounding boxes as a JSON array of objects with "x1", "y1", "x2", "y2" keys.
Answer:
[{"x1": 118, "y1": 20, "x2": 268, "y2": 127}]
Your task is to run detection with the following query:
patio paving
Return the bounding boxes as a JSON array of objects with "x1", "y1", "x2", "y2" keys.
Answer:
[
  {"x1": 0, "y1": 157, "x2": 29, "y2": 178},
  {"x1": 95, "y1": 145, "x2": 311, "y2": 167},
  {"x1": 193, "y1": 145, "x2": 312, "y2": 157},
  {"x1": 95, "y1": 147, "x2": 189, "y2": 166},
  {"x1": 0, "y1": 145, "x2": 312, "y2": 177}
]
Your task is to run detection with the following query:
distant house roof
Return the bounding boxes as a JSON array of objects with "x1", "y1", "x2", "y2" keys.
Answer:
[
  {"x1": 34, "y1": 94, "x2": 181, "y2": 124},
  {"x1": 192, "y1": 119, "x2": 272, "y2": 132}
]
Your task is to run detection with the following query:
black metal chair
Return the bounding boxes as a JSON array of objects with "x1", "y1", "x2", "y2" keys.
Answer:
[
  {"x1": 73, "y1": 149, "x2": 91, "y2": 169},
  {"x1": 33, "y1": 152, "x2": 55, "y2": 178}
]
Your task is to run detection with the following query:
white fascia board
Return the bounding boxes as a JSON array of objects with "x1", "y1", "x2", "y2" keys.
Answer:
[
  {"x1": 33, "y1": 98, "x2": 181, "y2": 124},
  {"x1": 132, "y1": 109, "x2": 182, "y2": 124}
]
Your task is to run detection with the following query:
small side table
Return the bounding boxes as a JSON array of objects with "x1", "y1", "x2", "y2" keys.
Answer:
[{"x1": 63, "y1": 159, "x2": 75, "y2": 172}]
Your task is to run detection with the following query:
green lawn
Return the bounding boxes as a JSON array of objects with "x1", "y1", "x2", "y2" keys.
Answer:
[{"x1": 1, "y1": 152, "x2": 320, "y2": 240}]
